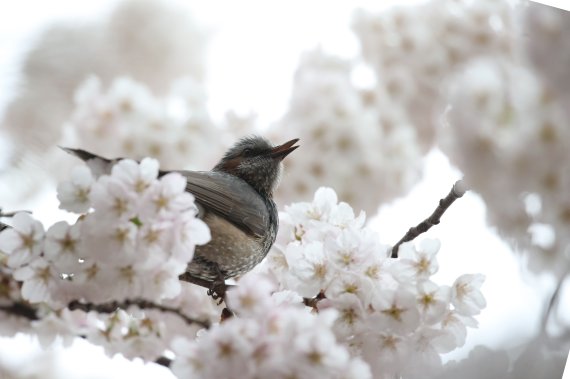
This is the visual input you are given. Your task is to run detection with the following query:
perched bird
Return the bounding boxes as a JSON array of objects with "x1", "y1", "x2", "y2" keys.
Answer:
[{"x1": 62, "y1": 136, "x2": 299, "y2": 299}]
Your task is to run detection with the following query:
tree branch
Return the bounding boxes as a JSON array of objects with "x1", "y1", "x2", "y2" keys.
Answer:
[
  {"x1": 1, "y1": 297, "x2": 213, "y2": 329},
  {"x1": 303, "y1": 291, "x2": 326, "y2": 311},
  {"x1": 391, "y1": 180, "x2": 467, "y2": 258},
  {"x1": 68, "y1": 299, "x2": 211, "y2": 329},
  {"x1": 0, "y1": 221, "x2": 9, "y2": 232},
  {"x1": 178, "y1": 272, "x2": 236, "y2": 300},
  {"x1": 0, "y1": 301, "x2": 39, "y2": 321},
  {"x1": 155, "y1": 356, "x2": 172, "y2": 368},
  {"x1": 541, "y1": 271, "x2": 568, "y2": 334},
  {"x1": 0, "y1": 208, "x2": 32, "y2": 218}
]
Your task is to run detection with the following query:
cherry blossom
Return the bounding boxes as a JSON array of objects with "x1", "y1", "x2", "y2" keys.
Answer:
[
  {"x1": 261, "y1": 187, "x2": 486, "y2": 378},
  {"x1": 172, "y1": 287, "x2": 372, "y2": 379},
  {"x1": 56, "y1": 165, "x2": 94, "y2": 213},
  {"x1": 0, "y1": 157, "x2": 212, "y2": 362},
  {"x1": 272, "y1": 49, "x2": 423, "y2": 215},
  {"x1": 0, "y1": 212, "x2": 45, "y2": 269},
  {"x1": 443, "y1": 57, "x2": 570, "y2": 275},
  {"x1": 451, "y1": 274, "x2": 486, "y2": 316}
]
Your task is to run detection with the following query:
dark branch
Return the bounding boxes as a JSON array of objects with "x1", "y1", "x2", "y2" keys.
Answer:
[
  {"x1": 0, "y1": 208, "x2": 32, "y2": 218},
  {"x1": 0, "y1": 301, "x2": 39, "y2": 321},
  {"x1": 0, "y1": 296, "x2": 211, "y2": 330},
  {"x1": 178, "y1": 272, "x2": 212, "y2": 289},
  {"x1": 155, "y1": 356, "x2": 172, "y2": 368},
  {"x1": 542, "y1": 272, "x2": 568, "y2": 333},
  {"x1": 68, "y1": 298, "x2": 211, "y2": 329},
  {"x1": 391, "y1": 180, "x2": 467, "y2": 258},
  {"x1": 221, "y1": 307, "x2": 235, "y2": 322},
  {"x1": 0, "y1": 221, "x2": 10, "y2": 232},
  {"x1": 303, "y1": 291, "x2": 326, "y2": 311},
  {"x1": 178, "y1": 272, "x2": 236, "y2": 302}
]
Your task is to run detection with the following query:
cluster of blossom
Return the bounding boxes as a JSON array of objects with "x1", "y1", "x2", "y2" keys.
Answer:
[
  {"x1": 523, "y1": 2, "x2": 570, "y2": 111},
  {"x1": 1, "y1": 158, "x2": 210, "y2": 305},
  {"x1": 172, "y1": 274, "x2": 372, "y2": 379},
  {"x1": 2, "y1": 0, "x2": 207, "y2": 154},
  {"x1": 0, "y1": 282, "x2": 221, "y2": 364},
  {"x1": 0, "y1": 264, "x2": 32, "y2": 336},
  {"x1": 64, "y1": 76, "x2": 224, "y2": 170},
  {"x1": 0, "y1": 159, "x2": 216, "y2": 360},
  {"x1": 0, "y1": 171, "x2": 487, "y2": 376},
  {"x1": 0, "y1": 0, "x2": 209, "y2": 206},
  {"x1": 433, "y1": 336, "x2": 569, "y2": 379},
  {"x1": 273, "y1": 49, "x2": 423, "y2": 215},
  {"x1": 259, "y1": 188, "x2": 486, "y2": 379},
  {"x1": 442, "y1": 55, "x2": 570, "y2": 275},
  {"x1": 352, "y1": 0, "x2": 516, "y2": 151}
]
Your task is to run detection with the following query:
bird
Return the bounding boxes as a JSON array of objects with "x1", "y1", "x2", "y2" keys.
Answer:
[{"x1": 62, "y1": 136, "x2": 299, "y2": 300}]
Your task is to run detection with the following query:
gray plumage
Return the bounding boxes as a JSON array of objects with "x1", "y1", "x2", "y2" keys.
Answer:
[{"x1": 61, "y1": 136, "x2": 299, "y2": 286}]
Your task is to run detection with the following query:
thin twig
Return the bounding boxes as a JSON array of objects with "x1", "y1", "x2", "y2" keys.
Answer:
[
  {"x1": 0, "y1": 301, "x2": 40, "y2": 321},
  {"x1": 178, "y1": 272, "x2": 212, "y2": 289},
  {"x1": 391, "y1": 180, "x2": 467, "y2": 258},
  {"x1": 0, "y1": 297, "x2": 211, "y2": 329},
  {"x1": 178, "y1": 273, "x2": 240, "y2": 319},
  {"x1": 541, "y1": 272, "x2": 568, "y2": 334},
  {"x1": 221, "y1": 307, "x2": 235, "y2": 322},
  {"x1": 68, "y1": 299, "x2": 211, "y2": 329},
  {"x1": 0, "y1": 208, "x2": 32, "y2": 218},
  {"x1": 178, "y1": 272, "x2": 236, "y2": 300},
  {"x1": 155, "y1": 356, "x2": 172, "y2": 368},
  {"x1": 303, "y1": 291, "x2": 326, "y2": 311}
]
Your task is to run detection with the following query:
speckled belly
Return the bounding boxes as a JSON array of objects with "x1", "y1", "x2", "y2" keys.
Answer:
[{"x1": 185, "y1": 213, "x2": 267, "y2": 281}]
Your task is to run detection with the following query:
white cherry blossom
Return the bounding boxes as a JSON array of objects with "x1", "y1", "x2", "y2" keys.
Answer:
[
  {"x1": 0, "y1": 212, "x2": 45, "y2": 269},
  {"x1": 56, "y1": 165, "x2": 94, "y2": 213},
  {"x1": 451, "y1": 274, "x2": 486, "y2": 316}
]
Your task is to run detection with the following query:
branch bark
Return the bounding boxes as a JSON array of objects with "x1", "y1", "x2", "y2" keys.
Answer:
[
  {"x1": 68, "y1": 299, "x2": 211, "y2": 329},
  {"x1": 178, "y1": 272, "x2": 236, "y2": 301},
  {"x1": 155, "y1": 356, "x2": 172, "y2": 368},
  {"x1": 0, "y1": 297, "x2": 212, "y2": 329},
  {"x1": 1, "y1": 210, "x2": 31, "y2": 217},
  {"x1": 303, "y1": 291, "x2": 326, "y2": 311},
  {"x1": 391, "y1": 180, "x2": 467, "y2": 258},
  {"x1": 0, "y1": 221, "x2": 9, "y2": 232},
  {"x1": 0, "y1": 301, "x2": 39, "y2": 321}
]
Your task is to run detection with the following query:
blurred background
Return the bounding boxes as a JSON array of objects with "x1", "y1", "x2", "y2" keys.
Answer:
[{"x1": 0, "y1": 0, "x2": 569, "y2": 377}]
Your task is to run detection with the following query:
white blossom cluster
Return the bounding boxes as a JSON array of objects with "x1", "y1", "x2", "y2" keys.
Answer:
[
  {"x1": 433, "y1": 336, "x2": 569, "y2": 379},
  {"x1": 64, "y1": 76, "x2": 223, "y2": 170},
  {"x1": 441, "y1": 1, "x2": 570, "y2": 275},
  {"x1": 524, "y1": 2, "x2": 570, "y2": 108},
  {"x1": 25, "y1": 281, "x2": 221, "y2": 361},
  {"x1": 0, "y1": 158, "x2": 210, "y2": 305},
  {"x1": 0, "y1": 159, "x2": 215, "y2": 359},
  {"x1": 2, "y1": 0, "x2": 207, "y2": 154},
  {"x1": 0, "y1": 0, "x2": 210, "y2": 207},
  {"x1": 0, "y1": 264, "x2": 31, "y2": 336},
  {"x1": 352, "y1": 0, "x2": 516, "y2": 151},
  {"x1": 273, "y1": 49, "x2": 423, "y2": 215},
  {"x1": 261, "y1": 188, "x2": 486, "y2": 379},
  {"x1": 172, "y1": 274, "x2": 372, "y2": 379}
]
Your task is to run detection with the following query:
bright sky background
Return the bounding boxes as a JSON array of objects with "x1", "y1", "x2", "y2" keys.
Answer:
[{"x1": 0, "y1": 0, "x2": 568, "y2": 377}]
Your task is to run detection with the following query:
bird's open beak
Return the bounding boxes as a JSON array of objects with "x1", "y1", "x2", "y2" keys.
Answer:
[{"x1": 270, "y1": 138, "x2": 300, "y2": 160}]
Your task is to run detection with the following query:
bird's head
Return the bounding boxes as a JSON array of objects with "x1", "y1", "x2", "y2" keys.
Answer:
[{"x1": 213, "y1": 136, "x2": 299, "y2": 196}]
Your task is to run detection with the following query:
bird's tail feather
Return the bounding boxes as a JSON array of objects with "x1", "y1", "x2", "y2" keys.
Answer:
[{"x1": 59, "y1": 146, "x2": 116, "y2": 176}]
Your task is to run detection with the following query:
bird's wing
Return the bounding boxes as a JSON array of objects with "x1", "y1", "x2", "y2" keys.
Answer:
[
  {"x1": 61, "y1": 147, "x2": 269, "y2": 237},
  {"x1": 177, "y1": 170, "x2": 270, "y2": 238}
]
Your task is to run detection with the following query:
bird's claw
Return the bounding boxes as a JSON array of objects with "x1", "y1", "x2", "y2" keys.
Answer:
[
  {"x1": 207, "y1": 280, "x2": 227, "y2": 305},
  {"x1": 207, "y1": 265, "x2": 227, "y2": 305}
]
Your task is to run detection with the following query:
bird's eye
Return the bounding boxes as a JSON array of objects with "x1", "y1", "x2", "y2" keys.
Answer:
[{"x1": 242, "y1": 148, "x2": 253, "y2": 156}]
